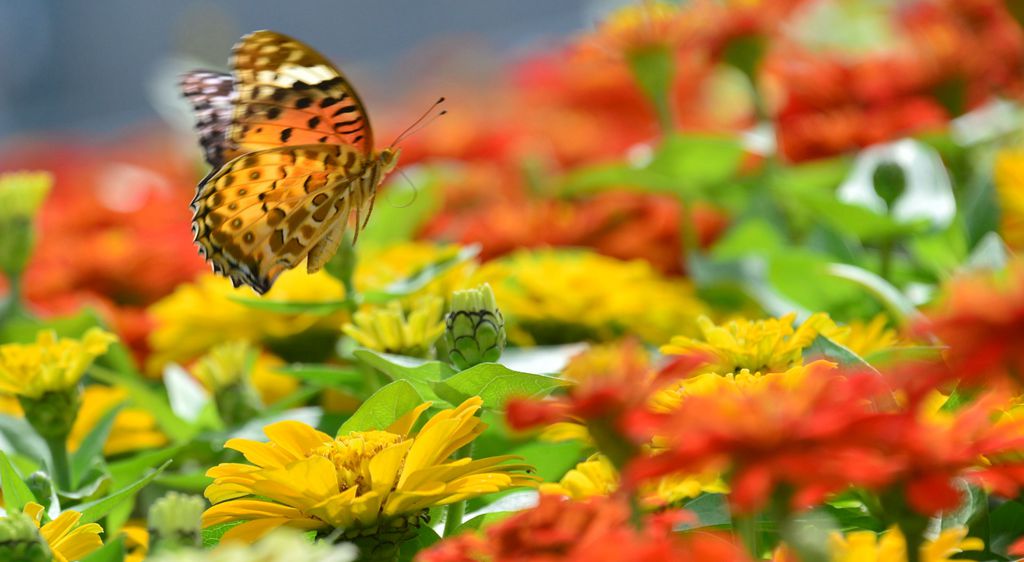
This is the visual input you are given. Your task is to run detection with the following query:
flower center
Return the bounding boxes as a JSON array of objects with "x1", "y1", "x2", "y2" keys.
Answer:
[{"x1": 314, "y1": 431, "x2": 407, "y2": 494}]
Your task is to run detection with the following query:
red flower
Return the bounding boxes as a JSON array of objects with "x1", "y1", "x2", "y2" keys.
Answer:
[
  {"x1": 416, "y1": 495, "x2": 749, "y2": 562},
  {"x1": 914, "y1": 261, "x2": 1024, "y2": 391}
]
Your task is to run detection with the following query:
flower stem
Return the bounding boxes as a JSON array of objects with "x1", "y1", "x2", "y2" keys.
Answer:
[
  {"x1": 443, "y1": 442, "x2": 474, "y2": 537},
  {"x1": 45, "y1": 434, "x2": 71, "y2": 491},
  {"x1": 735, "y1": 514, "x2": 761, "y2": 559},
  {"x1": 0, "y1": 271, "x2": 23, "y2": 323}
]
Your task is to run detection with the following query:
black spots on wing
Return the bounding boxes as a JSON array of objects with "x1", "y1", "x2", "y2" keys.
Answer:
[
  {"x1": 258, "y1": 192, "x2": 266, "y2": 201},
  {"x1": 238, "y1": 188, "x2": 248, "y2": 196},
  {"x1": 308, "y1": 116, "x2": 321, "y2": 129},
  {"x1": 303, "y1": 175, "x2": 313, "y2": 193},
  {"x1": 331, "y1": 105, "x2": 357, "y2": 117},
  {"x1": 228, "y1": 202, "x2": 239, "y2": 211},
  {"x1": 319, "y1": 97, "x2": 339, "y2": 109},
  {"x1": 249, "y1": 171, "x2": 261, "y2": 180},
  {"x1": 223, "y1": 174, "x2": 235, "y2": 187},
  {"x1": 268, "y1": 207, "x2": 287, "y2": 227},
  {"x1": 243, "y1": 232, "x2": 255, "y2": 244},
  {"x1": 318, "y1": 136, "x2": 328, "y2": 143},
  {"x1": 295, "y1": 97, "x2": 312, "y2": 109},
  {"x1": 266, "y1": 107, "x2": 281, "y2": 119},
  {"x1": 271, "y1": 89, "x2": 288, "y2": 102},
  {"x1": 231, "y1": 218, "x2": 243, "y2": 229},
  {"x1": 352, "y1": 135, "x2": 364, "y2": 144},
  {"x1": 211, "y1": 193, "x2": 223, "y2": 206},
  {"x1": 312, "y1": 193, "x2": 329, "y2": 206},
  {"x1": 293, "y1": 81, "x2": 312, "y2": 91},
  {"x1": 281, "y1": 238, "x2": 304, "y2": 256},
  {"x1": 312, "y1": 205, "x2": 331, "y2": 222},
  {"x1": 270, "y1": 229, "x2": 285, "y2": 251},
  {"x1": 300, "y1": 224, "x2": 316, "y2": 239},
  {"x1": 343, "y1": 151, "x2": 357, "y2": 170},
  {"x1": 280, "y1": 128, "x2": 293, "y2": 142}
]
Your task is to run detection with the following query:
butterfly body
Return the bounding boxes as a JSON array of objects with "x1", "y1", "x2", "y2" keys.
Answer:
[{"x1": 182, "y1": 30, "x2": 394, "y2": 294}]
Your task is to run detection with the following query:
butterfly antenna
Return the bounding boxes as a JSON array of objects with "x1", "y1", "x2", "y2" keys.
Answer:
[
  {"x1": 389, "y1": 97, "x2": 447, "y2": 147},
  {"x1": 387, "y1": 169, "x2": 420, "y2": 209}
]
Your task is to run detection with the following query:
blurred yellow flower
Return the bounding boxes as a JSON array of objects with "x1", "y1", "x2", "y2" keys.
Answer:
[
  {"x1": 120, "y1": 521, "x2": 148, "y2": 562},
  {"x1": 827, "y1": 526, "x2": 982, "y2": 562},
  {"x1": 825, "y1": 314, "x2": 902, "y2": 358},
  {"x1": 250, "y1": 353, "x2": 299, "y2": 406},
  {"x1": 475, "y1": 250, "x2": 706, "y2": 345},
  {"x1": 540, "y1": 453, "x2": 724, "y2": 507},
  {"x1": 67, "y1": 385, "x2": 167, "y2": 456},
  {"x1": 650, "y1": 362, "x2": 818, "y2": 413},
  {"x1": 202, "y1": 397, "x2": 537, "y2": 543},
  {"x1": 355, "y1": 242, "x2": 476, "y2": 302},
  {"x1": 661, "y1": 313, "x2": 833, "y2": 375},
  {"x1": 342, "y1": 296, "x2": 445, "y2": 358},
  {"x1": 597, "y1": 0, "x2": 687, "y2": 53},
  {"x1": 561, "y1": 341, "x2": 651, "y2": 384},
  {"x1": 191, "y1": 340, "x2": 253, "y2": 392},
  {"x1": 995, "y1": 148, "x2": 1024, "y2": 249},
  {"x1": 146, "y1": 269, "x2": 346, "y2": 373},
  {"x1": 24, "y1": 501, "x2": 104, "y2": 562},
  {"x1": 0, "y1": 328, "x2": 116, "y2": 399}
]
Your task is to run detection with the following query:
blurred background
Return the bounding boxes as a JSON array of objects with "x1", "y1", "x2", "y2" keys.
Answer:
[{"x1": 0, "y1": 0, "x2": 601, "y2": 135}]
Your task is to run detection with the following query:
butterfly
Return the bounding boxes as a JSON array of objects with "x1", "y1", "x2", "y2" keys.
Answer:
[{"x1": 181, "y1": 30, "x2": 401, "y2": 295}]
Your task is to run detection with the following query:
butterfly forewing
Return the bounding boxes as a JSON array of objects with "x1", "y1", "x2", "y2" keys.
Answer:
[
  {"x1": 180, "y1": 71, "x2": 237, "y2": 168},
  {"x1": 191, "y1": 144, "x2": 374, "y2": 294},
  {"x1": 228, "y1": 30, "x2": 374, "y2": 156}
]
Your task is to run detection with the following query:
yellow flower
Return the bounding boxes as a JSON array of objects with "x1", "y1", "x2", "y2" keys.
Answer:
[
  {"x1": 24, "y1": 502, "x2": 104, "y2": 562},
  {"x1": 661, "y1": 313, "x2": 834, "y2": 375},
  {"x1": 0, "y1": 329, "x2": 116, "y2": 399},
  {"x1": 355, "y1": 242, "x2": 476, "y2": 303},
  {"x1": 202, "y1": 397, "x2": 538, "y2": 543},
  {"x1": 250, "y1": 353, "x2": 299, "y2": 406},
  {"x1": 597, "y1": 0, "x2": 688, "y2": 53},
  {"x1": 192, "y1": 341, "x2": 254, "y2": 392},
  {"x1": 342, "y1": 296, "x2": 445, "y2": 358},
  {"x1": 540, "y1": 454, "x2": 724, "y2": 507},
  {"x1": 67, "y1": 385, "x2": 167, "y2": 456},
  {"x1": 475, "y1": 249, "x2": 706, "y2": 345},
  {"x1": 146, "y1": 270, "x2": 346, "y2": 373},
  {"x1": 120, "y1": 522, "x2": 148, "y2": 562},
  {"x1": 827, "y1": 526, "x2": 983, "y2": 562},
  {"x1": 650, "y1": 362, "x2": 820, "y2": 416},
  {"x1": 825, "y1": 314, "x2": 902, "y2": 358},
  {"x1": 995, "y1": 148, "x2": 1024, "y2": 249},
  {"x1": 561, "y1": 342, "x2": 651, "y2": 384}
]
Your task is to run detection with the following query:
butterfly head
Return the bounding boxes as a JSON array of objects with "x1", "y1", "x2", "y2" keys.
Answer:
[{"x1": 378, "y1": 148, "x2": 401, "y2": 174}]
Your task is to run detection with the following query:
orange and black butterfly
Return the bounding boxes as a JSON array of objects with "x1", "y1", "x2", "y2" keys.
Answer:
[{"x1": 181, "y1": 30, "x2": 402, "y2": 294}]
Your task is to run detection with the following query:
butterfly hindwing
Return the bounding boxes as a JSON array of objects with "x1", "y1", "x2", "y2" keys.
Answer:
[
  {"x1": 191, "y1": 144, "x2": 374, "y2": 294},
  {"x1": 228, "y1": 30, "x2": 374, "y2": 156},
  {"x1": 180, "y1": 71, "x2": 237, "y2": 168}
]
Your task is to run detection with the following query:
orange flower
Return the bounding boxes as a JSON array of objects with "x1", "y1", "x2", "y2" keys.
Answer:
[{"x1": 416, "y1": 495, "x2": 750, "y2": 562}]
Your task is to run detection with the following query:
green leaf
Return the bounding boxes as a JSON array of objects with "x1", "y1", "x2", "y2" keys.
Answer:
[
  {"x1": 787, "y1": 186, "x2": 920, "y2": 242},
  {"x1": 362, "y1": 245, "x2": 480, "y2": 303},
  {"x1": 825, "y1": 263, "x2": 922, "y2": 325},
  {"x1": 963, "y1": 176, "x2": 1000, "y2": 248},
  {"x1": 77, "y1": 460, "x2": 171, "y2": 524},
  {"x1": 680, "y1": 493, "x2": 731, "y2": 529},
  {"x1": 505, "y1": 440, "x2": 583, "y2": 483},
  {"x1": 648, "y1": 132, "x2": 745, "y2": 191},
  {"x1": 354, "y1": 349, "x2": 454, "y2": 401},
  {"x1": 274, "y1": 364, "x2": 363, "y2": 388},
  {"x1": 226, "y1": 297, "x2": 351, "y2": 315},
  {"x1": 989, "y1": 499, "x2": 1024, "y2": 555},
  {"x1": 0, "y1": 415, "x2": 50, "y2": 469},
  {"x1": 398, "y1": 523, "x2": 441, "y2": 562},
  {"x1": 156, "y1": 471, "x2": 213, "y2": 492},
  {"x1": 0, "y1": 450, "x2": 37, "y2": 512},
  {"x1": 203, "y1": 521, "x2": 244, "y2": 547},
  {"x1": 433, "y1": 363, "x2": 567, "y2": 411},
  {"x1": 108, "y1": 445, "x2": 184, "y2": 488},
  {"x1": 71, "y1": 404, "x2": 124, "y2": 488},
  {"x1": 803, "y1": 335, "x2": 877, "y2": 372},
  {"x1": 338, "y1": 380, "x2": 424, "y2": 435},
  {"x1": 82, "y1": 536, "x2": 125, "y2": 562},
  {"x1": 89, "y1": 367, "x2": 192, "y2": 443},
  {"x1": 558, "y1": 164, "x2": 682, "y2": 197}
]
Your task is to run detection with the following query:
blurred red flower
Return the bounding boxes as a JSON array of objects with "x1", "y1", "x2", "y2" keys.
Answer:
[
  {"x1": 0, "y1": 130, "x2": 206, "y2": 362},
  {"x1": 416, "y1": 495, "x2": 749, "y2": 562}
]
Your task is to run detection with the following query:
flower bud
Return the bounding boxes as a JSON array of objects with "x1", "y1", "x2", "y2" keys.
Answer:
[
  {"x1": 444, "y1": 284, "x2": 506, "y2": 370},
  {"x1": 147, "y1": 492, "x2": 205, "y2": 552},
  {"x1": 0, "y1": 172, "x2": 52, "y2": 277},
  {"x1": 192, "y1": 341, "x2": 263, "y2": 426},
  {"x1": 0, "y1": 511, "x2": 51, "y2": 562},
  {"x1": 24, "y1": 472, "x2": 53, "y2": 512},
  {"x1": 19, "y1": 387, "x2": 82, "y2": 441}
]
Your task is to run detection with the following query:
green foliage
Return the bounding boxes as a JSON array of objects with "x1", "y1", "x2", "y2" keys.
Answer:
[
  {"x1": 433, "y1": 363, "x2": 566, "y2": 411},
  {"x1": 338, "y1": 380, "x2": 424, "y2": 434}
]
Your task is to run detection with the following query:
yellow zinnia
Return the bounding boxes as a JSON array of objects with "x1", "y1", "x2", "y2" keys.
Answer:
[
  {"x1": 202, "y1": 397, "x2": 537, "y2": 543},
  {"x1": 827, "y1": 526, "x2": 983, "y2": 562},
  {"x1": 661, "y1": 313, "x2": 834, "y2": 375},
  {"x1": 825, "y1": 314, "x2": 903, "y2": 358},
  {"x1": 24, "y1": 502, "x2": 104, "y2": 562},
  {"x1": 67, "y1": 385, "x2": 167, "y2": 456},
  {"x1": 342, "y1": 296, "x2": 445, "y2": 358},
  {"x1": 995, "y1": 148, "x2": 1024, "y2": 249},
  {"x1": 355, "y1": 242, "x2": 476, "y2": 304},
  {"x1": 540, "y1": 453, "x2": 724, "y2": 507},
  {"x1": 0, "y1": 328, "x2": 116, "y2": 399},
  {"x1": 146, "y1": 269, "x2": 346, "y2": 374},
  {"x1": 475, "y1": 249, "x2": 706, "y2": 345}
]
